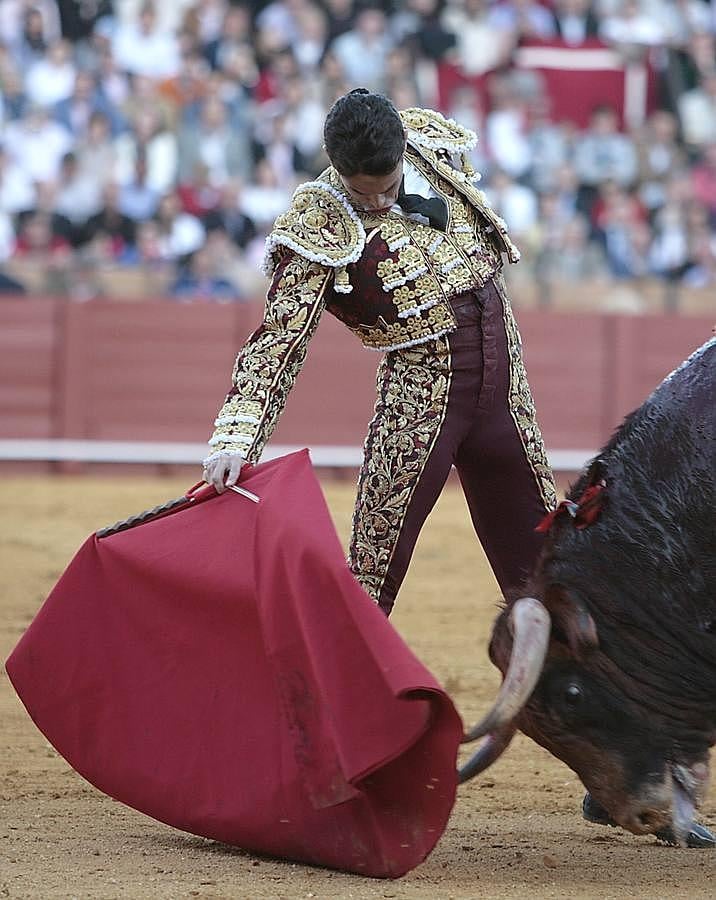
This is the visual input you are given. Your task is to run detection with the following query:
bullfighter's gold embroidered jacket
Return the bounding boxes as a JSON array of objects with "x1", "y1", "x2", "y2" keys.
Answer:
[{"x1": 207, "y1": 108, "x2": 524, "y2": 465}]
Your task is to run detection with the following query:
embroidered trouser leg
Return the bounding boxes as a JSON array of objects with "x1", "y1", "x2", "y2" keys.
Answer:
[{"x1": 348, "y1": 279, "x2": 556, "y2": 616}]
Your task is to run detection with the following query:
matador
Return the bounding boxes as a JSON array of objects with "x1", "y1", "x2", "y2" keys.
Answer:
[{"x1": 204, "y1": 89, "x2": 557, "y2": 616}]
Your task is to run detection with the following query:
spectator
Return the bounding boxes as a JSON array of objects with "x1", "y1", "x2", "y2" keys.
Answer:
[
  {"x1": 600, "y1": 0, "x2": 667, "y2": 56},
  {"x1": 118, "y1": 155, "x2": 160, "y2": 223},
  {"x1": 203, "y1": 180, "x2": 257, "y2": 250},
  {"x1": 0, "y1": 66, "x2": 29, "y2": 121},
  {"x1": 324, "y1": 0, "x2": 355, "y2": 42},
  {"x1": 3, "y1": 104, "x2": 73, "y2": 184},
  {"x1": 238, "y1": 157, "x2": 293, "y2": 230},
  {"x1": 214, "y1": 41, "x2": 259, "y2": 101},
  {"x1": 25, "y1": 39, "x2": 76, "y2": 107},
  {"x1": 169, "y1": 245, "x2": 241, "y2": 302},
  {"x1": 330, "y1": 6, "x2": 394, "y2": 92},
  {"x1": 441, "y1": 0, "x2": 513, "y2": 76},
  {"x1": 550, "y1": 0, "x2": 601, "y2": 45},
  {"x1": 649, "y1": 180, "x2": 692, "y2": 279},
  {"x1": 691, "y1": 141, "x2": 716, "y2": 217},
  {"x1": 154, "y1": 191, "x2": 205, "y2": 260},
  {"x1": 74, "y1": 111, "x2": 118, "y2": 189},
  {"x1": 633, "y1": 109, "x2": 688, "y2": 211},
  {"x1": 678, "y1": 69, "x2": 716, "y2": 151},
  {"x1": 293, "y1": 3, "x2": 329, "y2": 72},
  {"x1": 112, "y1": 1, "x2": 181, "y2": 80},
  {"x1": 204, "y1": 3, "x2": 252, "y2": 71},
  {"x1": 178, "y1": 163, "x2": 223, "y2": 222},
  {"x1": 8, "y1": 5, "x2": 53, "y2": 71},
  {"x1": 96, "y1": 47, "x2": 131, "y2": 110},
  {"x1": 177, "y1": 96, "x2": 252, "y2": 185},
  {"x1": 526, "y1": 94, "x2": 571, "y2": 193},
  {"x1": 53, "y1": 152, "x2": 104, "y2": 239},
  {"x1": 115, "y1": 106, "x2": 178, "y2": 195},
  {"x1": 656, "y1": 0, "x2": 713, "y2": 48},
  {"x1": 255, "y1": 0, "x2": 304, "y2": 49},
  {"x1": 279, "y1": 76, "x2": 327, "y2": 174},
  {"x1": 0, "y1": 210, "x2": 16, "y2": 262},
  {"x1": 488, "y1": 0, "x2": 557, "y2": 42},
  {"x1": 682, "y1": 229, "x2": 716, "y2": 287},
  {"x1": 573, "y1": 104, "x2": 638, "y2": 204},
  {"x1": 54, "y1": 70, "x2": 125, "y2": 139},
  {"x1": 55, "y1": 0, "x2": 113, "y2": 44},
  {"x1": 485, "y1": 73, "x2": 533, "y2": 180},
  {"x1": 0, "y1": 145, "x2": 36, "y2": 215},
  {"x1": 0, "y1": 0, "x2": 59, "y2": 49},
  {"x1": 254, "y1": 110, "x2": 310, "y2": 185},
  {"x1": 535, "y1": 211, "x2": 610, "y2": 288},
  {"x1": 594, "y1": 185, "x2": 652, "y2": 279},
  {"x1": 393, "y1": 0, "x2": 456, "y2": 63},
  {"x1": 485, "y1": 169, "x2": 539, "y2": 240},
  {"x1": 82, "y1": 182, "x2": 137, "y2": 260},
  {"x1": 13, "y1": 210, "x2": 71, "y2": 261}
]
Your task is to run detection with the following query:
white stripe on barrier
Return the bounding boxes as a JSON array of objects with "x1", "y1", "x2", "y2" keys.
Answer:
[
  {"x1": 0, "y1": 439, "x2": 595, "y2": 472},
  {"x1": 514, "y1": 46, "x2": 621, "y2": 72}
]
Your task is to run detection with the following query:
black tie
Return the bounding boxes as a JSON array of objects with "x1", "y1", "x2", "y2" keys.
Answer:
[{"x1": 396, "y1": 178, "x2": 448, "y2": 232}]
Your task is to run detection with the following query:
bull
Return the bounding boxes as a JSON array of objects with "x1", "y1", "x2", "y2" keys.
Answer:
[{"x1": 460, "y1": 337, "x2": 716, "y2": 847}]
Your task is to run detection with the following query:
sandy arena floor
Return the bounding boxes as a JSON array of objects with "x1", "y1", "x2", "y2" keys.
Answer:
[{"x1": 1, "y1": 475, "x2": 714, "y2": 899}]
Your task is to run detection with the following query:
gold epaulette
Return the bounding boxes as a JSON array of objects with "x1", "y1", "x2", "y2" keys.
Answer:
[
  {"x1": 400, "y1": 108, "x2": 477, "y2": 155},
  {"x1": 262, "y1": 180, "x2": 366, "y2": 293}
]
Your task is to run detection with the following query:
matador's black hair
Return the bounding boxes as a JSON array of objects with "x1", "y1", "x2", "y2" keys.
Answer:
[{"x1": 323, "y1": 88, "x2": 405, "y2": 176}]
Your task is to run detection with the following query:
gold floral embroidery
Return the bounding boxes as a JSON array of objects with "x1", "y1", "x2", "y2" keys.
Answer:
[
  {"x1": 352, "y1": 303, "x2": 456, "y2": 352},
  {"x1": 349, "y1": 337, "x2": 452, "y2": 601},
  {"x1": 208, "y1": 254, "x2": 332, "y2": 463},
  {"x1": 400, "y1": 108, "x2": 477, "y2": 155},
  {"x1": 494, "y1": 274, "x2": 557, "y2": 511},
  {"x1": 263, "y1": 181, "x2": 365, "y2": 278}
]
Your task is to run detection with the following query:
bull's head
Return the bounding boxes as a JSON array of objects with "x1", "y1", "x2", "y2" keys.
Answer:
[
  {"x1": 460, "y1": 591, "x2": 713, "y2": 846},
  {"x1": 462, "y1": 338, "x2": 716, "y2": 844}
]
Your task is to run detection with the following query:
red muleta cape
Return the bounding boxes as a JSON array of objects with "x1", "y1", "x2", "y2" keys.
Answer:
[{"x1": 5, "y1": 450, "x2": 462, "y2": 878}]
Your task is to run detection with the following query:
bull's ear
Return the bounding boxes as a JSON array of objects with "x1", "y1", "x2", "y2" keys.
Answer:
[{"x1": 546, "y1": 589, "x2": 599, "y2": 658}]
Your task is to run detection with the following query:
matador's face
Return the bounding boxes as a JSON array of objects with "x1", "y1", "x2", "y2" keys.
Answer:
[{"x1": 338, "y1": 157, "x2": 404, "y2": 215}]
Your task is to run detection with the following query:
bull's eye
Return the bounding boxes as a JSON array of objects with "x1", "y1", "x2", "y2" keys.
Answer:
[{"x1": 564, "y1": 683, "x2": 583, "y2": 707}]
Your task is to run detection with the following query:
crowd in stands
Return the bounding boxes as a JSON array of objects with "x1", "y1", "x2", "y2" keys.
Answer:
[{"x1": 0, "y1": 0, "x2": 715, "y2": 309}]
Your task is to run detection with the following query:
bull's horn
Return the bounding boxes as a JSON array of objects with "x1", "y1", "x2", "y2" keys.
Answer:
[
  {"x1": 458, "y1": 722, "x2": 517, "y2": 783},
  {"x1": 462, "y1": 596, "x2": 551, "y2": 743}
]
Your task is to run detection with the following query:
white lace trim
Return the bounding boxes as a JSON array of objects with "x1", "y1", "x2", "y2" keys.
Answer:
[
  {"x1": 397, "y1": 296, "x2": 440, "y2": 319},
  {"x1": 213, "y1": 413, "x2": 260, "y2": 427},
  {"x1": 208, "y1": 433, "x2": 252, "y2": 448},
  {"x1": 202, "y1": 448, "x2": 246, "y2": 467},
  {"x1": 334, "y1": 280, "x2": 353, "y2": 293},
  {"x1": 381, "y1": 265, "x2": 429, "y2": 292},
  {"x1": 441, "y1": 257, "x2": 463, "y2": 274},
  {"x1": 404, "y1": 109, "x2": 478, "y2": 153},
  {"x1": 365, "y1": 325, "x2": 453, "y2": 353},
  {"x1": 453, "y1": 225, "x2": 472, "y2": 234},
  {"x1": 387, "y1": 235, "x2": 410, "y2": 252},
  {"x1": 427, "y1": 234, "x2": 444, "y2": 253}
]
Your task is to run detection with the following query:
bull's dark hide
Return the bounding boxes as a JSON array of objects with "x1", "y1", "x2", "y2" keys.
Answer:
[{"x1": 530, "y1": 338, "x2": 715, "y2": 755}]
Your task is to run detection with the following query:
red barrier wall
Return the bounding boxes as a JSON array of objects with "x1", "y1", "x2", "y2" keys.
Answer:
[{"x1": 1, "y1": 298, "x2": 712, "y2": 453}]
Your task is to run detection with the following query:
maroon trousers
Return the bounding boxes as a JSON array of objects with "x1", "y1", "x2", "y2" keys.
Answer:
[{"x1": 349, "y1": 280, "x2": 553, "y2": 616}]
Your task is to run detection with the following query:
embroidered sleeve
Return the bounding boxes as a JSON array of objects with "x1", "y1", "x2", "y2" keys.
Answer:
[{"x1": 206, "y1": 253, "x2": 332, "y2": 465}]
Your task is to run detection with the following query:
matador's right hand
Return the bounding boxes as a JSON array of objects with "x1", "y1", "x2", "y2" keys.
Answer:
[{"x1": 202, "y1": 451, "x2": 245, "y2": 494}]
